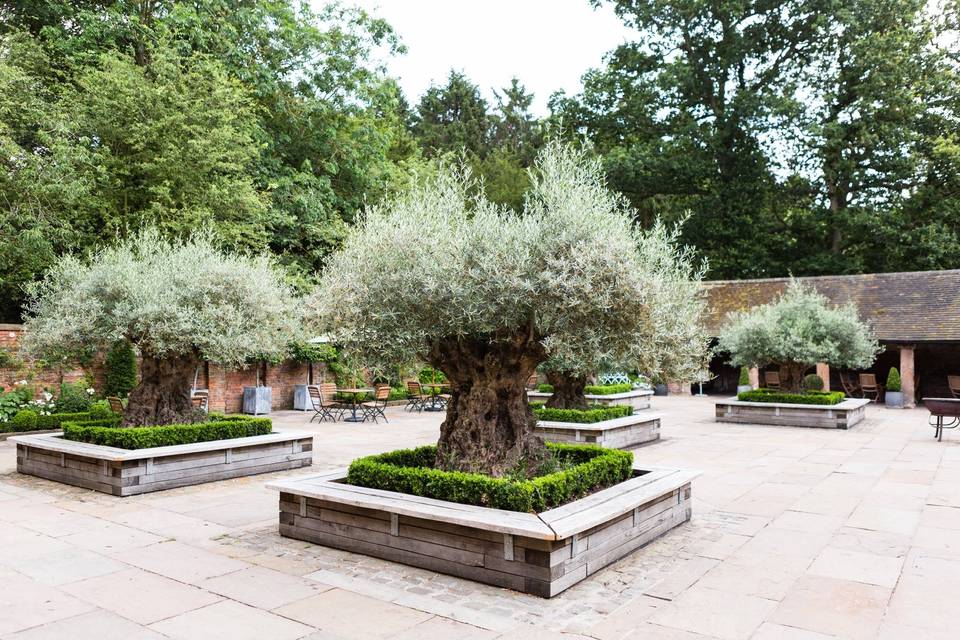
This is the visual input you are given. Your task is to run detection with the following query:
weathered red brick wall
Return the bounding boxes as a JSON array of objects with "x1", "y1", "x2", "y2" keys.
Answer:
[
  {"x1": 0, "y1": 324, "x2": 104, "y2": 395},
  {"x1": 206, "y1": 361, "x2": 323, "y2": 413}
]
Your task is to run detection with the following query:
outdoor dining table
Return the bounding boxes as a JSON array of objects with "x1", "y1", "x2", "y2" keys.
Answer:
[
  {"x1": 337, "y1": 387, "x2": 374, "y2": 422},
  {"x1": 422, "y1": 383, "x2": 449, "y2": 412}
]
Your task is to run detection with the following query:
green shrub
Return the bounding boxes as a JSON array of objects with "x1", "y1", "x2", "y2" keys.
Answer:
[
  {"x1": 56, "y1": 381, "x2": 94, "y2": 413},
  {"x1": 0, "y1": 387, "x2": 33, "y2": 422},
  {"x1": 886, "y1": 368, "x2": 901, "y2": 392},
  {"x1": 62, "y1": 416, "x2": 272, "y2": 449},
  {"x1": 418, "y1": 367, "x2": 447, "y2": 384},
  {"x1": 346, "y1": 443, "x2": 634, "y2": 512},
  {"x1": 532, "y1": 404, "x2": 633, "y2": 423},
  {"x1": 803, "y1": 374, "x2": 825, "y2": 391},
  {"x1": 536, "y1": 383, "x2": 633, "y2": 395},
  {"x1": 0, "y1": 408, "x2": 121, "y2": 433},
  {"x1": 88, "y1": 400, "x2": 113, "y2": 418},
  {"x1": 11, "y1": 409, "x2": 38, "y2": 431},
  {"x1": 104, "y1": 340, "x2": 137, "y2": 398},
  {"x1": 737, "y1": 388, "x2": 845, "y2": 405},
  {"x1": 738, "y1": 367, "x2": 750, "y2": 386}
]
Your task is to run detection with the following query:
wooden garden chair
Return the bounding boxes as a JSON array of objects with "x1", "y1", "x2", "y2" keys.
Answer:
[
  {"x1": 309, "y1": 384, "x2": 343, "y2": 423},
  {"x1": 191, "y1": 390, "x2": 208, "y2": 412},
  {"x1": 763, "y1": 371, "x2": 781, "y2": 390},
  {"x1": 361, "y1": 385, "x2": 390, "y2": 423},
  {"x1": 405, "y1": 380, "x2": 427, "y2": 412},
  {"x1": 840, "y1": 372, "x2": 861, "y2": 397},
  {"x1": 107, "y1": 396, "x2": 124, "y2": 414},
  {"x1": 859, "y1": 373, "x2": 883, "y2": 402},
  {"x1": 948, "y1": 375, "x2": 960, "y2": 399}
]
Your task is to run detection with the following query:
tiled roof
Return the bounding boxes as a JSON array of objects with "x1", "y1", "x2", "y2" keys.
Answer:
[{"x1": 703, "y1": 270, "x2": 960, "y2": 342}]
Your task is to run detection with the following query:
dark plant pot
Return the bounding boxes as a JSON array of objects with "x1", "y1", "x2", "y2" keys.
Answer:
[
  {"x1": 737, "y1": 385, "x2": 753, "y2": 394},
  {"x1": 243, "y1": 386, "x2": 272, "y2": 415},
  {"x1": 653, "y1": 384, "x2": 668, "y2": 396},
  {"x1": 885, "y1": 391, "x2": 904, "y2": 409}
]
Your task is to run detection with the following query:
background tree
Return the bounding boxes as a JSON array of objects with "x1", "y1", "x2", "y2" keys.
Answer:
[
  {"x1": 21, "y1": 230, "x2": 300, "y2": 425},
  {"x1": 412, "y1": 70, "x2": 492, "y2": 159},
  {"x1": 716, "y1": 280, "x2": 880, "y2": 392},
  {"x1": 308, "y1": 142, "x2": 707, "y2": 476},
  {"x1": 0, "y1": 0, "x2": 416, "y2": 321}
]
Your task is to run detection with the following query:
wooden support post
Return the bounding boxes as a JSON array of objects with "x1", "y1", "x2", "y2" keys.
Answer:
[
  {"x1": 900, "y1": 345, "x2": 916, "y2": 408},
  {"x1": 816, "y1": 363, "x2": 830, "y2": 391}
]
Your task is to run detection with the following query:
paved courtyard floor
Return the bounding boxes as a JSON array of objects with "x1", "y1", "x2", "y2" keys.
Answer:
[{"x1": 0, "y1": 396, "x2": 958, "y2": 639}]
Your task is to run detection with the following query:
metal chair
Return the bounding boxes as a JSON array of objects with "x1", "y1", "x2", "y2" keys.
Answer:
[
  {"x1": 948, "y1": 375, "x2": 960, "y2": 399},
  {"x1": 859, "y1": 373, "x2": 884, "y2": 402},
  {"x1": 309, "y1": 384, "x2": 343, "y2": 423},
  {"x1": 405, "y1": 380, "x2": 427, "y2": 412},
  {"x1": 107, "y1": 396, "x2": 124, "y2": 414},
  {"x1": 362, "y1": 385, "x2": 390, "y2": 423},
  {"x1": 763, "y1": 371, "x2": 781, "y2": 390}
]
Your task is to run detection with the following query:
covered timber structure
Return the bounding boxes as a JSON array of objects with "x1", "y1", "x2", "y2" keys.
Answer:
[{"x1": 702, "y1": 270, "x2": 960, "y2": 408}]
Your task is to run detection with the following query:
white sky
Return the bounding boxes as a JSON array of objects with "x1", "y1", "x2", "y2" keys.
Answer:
[{"x1": 343, "y1": 0, "x2": 637, "y2": 115}]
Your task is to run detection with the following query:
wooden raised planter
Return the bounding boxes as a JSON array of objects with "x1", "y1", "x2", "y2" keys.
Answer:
[
  {"x1": 528, "y1": 388, "x2": 654, "y2": 411},
  {"x1": 269, "y1": 465, "x2": 697, "y2": 597},
  {"x1": 12, "y1": 431, "x2": 313, "y2": 496},
  {"x1": 714, "y1": 397, "x2": 870, "y2": 429},
  {"x1": 534, "y1": 413, "x2": 661, "y2": 449}
]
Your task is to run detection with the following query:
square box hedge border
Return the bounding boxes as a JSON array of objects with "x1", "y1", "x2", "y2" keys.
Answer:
[
  {"x1": 530, "y1": 402, "x2": 633, "y2": 423},
  {"x1": 1, "y1": 408, "x2": 117, "y2": 433},
  {"x1": 61, "y1": 415, "x2": 273, "y2": 449},
  {"x1": 536, "y1": 383, "x2": 634, "y2": 395},
  {"x1": 346, "y1": 443, "x2": 634, "y2": 513},
  {"x1": 736, "y1": 389, "x2": 846, "y2": 405}
]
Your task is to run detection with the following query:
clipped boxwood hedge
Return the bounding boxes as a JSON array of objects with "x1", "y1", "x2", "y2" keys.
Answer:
[
  {"x1": 737, "y1": 389, "x2": 846, "y2": 405},
  {"x1": 531, "y1": 402, "x2": 633, "y2": 423},
  {"x1": 62, "y1": 416, "x2": 272, "y2": 449},
  {"x1": 346, "y1": 443, "x2": 634, "y2": 512},
  {"x1": 536, "y1": 383, "x2": 634, "y2": 395},
  {"x1": 0, "y1": 407, "x2": 117, "y2": 434}
]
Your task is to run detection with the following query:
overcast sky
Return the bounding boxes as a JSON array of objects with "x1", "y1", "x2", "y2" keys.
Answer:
[{"x1": 344, "y1": 0, "x2": 636, "y2": 115}]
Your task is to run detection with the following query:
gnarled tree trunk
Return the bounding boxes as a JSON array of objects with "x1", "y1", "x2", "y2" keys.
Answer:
[
  {"x1": 779, "y1": 362, "x2": 809, "y2": 394},
  {"x1": 123, "y1": 352, "x2": 202, "y2": 426},
  {"x1": 544, "y1": 370, "x2": 589, "y2": 410},
  {"x1": 430, "y1": 330, "x2": 547, "y2": 477}
]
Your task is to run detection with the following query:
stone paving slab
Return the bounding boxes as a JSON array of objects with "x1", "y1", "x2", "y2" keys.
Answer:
[{"x1": 0, "y1": 397, "x2": 958, "y2": 638}]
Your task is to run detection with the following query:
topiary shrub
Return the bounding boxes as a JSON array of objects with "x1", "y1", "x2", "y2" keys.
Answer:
[
  {"x1": 886, "y1": 368, "x2": 901, "y2": 392},
  {"x1": 11, "y1": 409, "x2": 38, "y2": 431},
  {"x1": 739, "y1": 367, "x2": 750, "y2": 386},
  {"x1": 104, "y1": 340, "x2": 138, "y2": 398},
  {"x1": 803, "y1": 374, "x2": 824, "y2": 391}
]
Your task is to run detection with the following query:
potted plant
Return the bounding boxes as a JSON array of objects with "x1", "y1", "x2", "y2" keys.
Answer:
[
  {"x1": 737, "y1": 366, "x2": 752, "y2": 394},
  {"x1": 885, "y1": 367, "x2": 903, "y2": 408}
]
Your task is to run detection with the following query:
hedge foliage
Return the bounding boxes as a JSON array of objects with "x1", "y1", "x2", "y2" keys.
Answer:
[
  {"x1": 0, "y1": 406, "x2": 117, "y2": 433},
  {"x1": 537, "y1": 383, "x2": 634, "y2": 395},
  {"x1": 887, "y1": 368, "x2": 902, "y2": 392},
  {"x1": 346, "y1": 443, "x2": 634, "y2": 512},
  {"x1": 803, "y1": 374, "x2": 825, "y2": 391},
  {"x1": 531, "y1": 403, "x2": 633, "y2": 423},
  {"x1": 737, "y1": 389, "x2": 845, "y2": 405},
  {"x1": 62, "y1": 416, "x2": 272, "y2": 449}
]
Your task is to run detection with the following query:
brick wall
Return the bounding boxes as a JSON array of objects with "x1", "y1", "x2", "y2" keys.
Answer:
[{"x1": 0, "y1": 324, "x2": 104, "y2": 395}]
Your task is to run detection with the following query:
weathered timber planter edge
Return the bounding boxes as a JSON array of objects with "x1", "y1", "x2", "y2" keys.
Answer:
[
  {"x1": 714, "y1": 397, "x2": 870, "y2": 429},
  {"x1": 528, "y1": 388, "x2": 654, "y2": 402},
  {"x1": 534, "y1": 413, "x2": 662, "y2": 449},
  {"x1": 10, "y1": 429, "x2": 309, "y2": 461},
  {"x1": 0, "y1": 428, "x2": 59, "y2": 442},
  {"x1": 12, "y1": 430, "x2": 313, "y2": 496},
  {"x1": 269, "y1": 465, "x2": 699, "y2": 597}
]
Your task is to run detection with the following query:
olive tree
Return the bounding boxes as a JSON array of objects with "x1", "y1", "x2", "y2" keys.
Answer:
[
  {"x1": 542, "y1": 220, "x2": 710, "y2": 410},
  {"x1": 308, "y1": 142, "x2": 709, "y2": 476},
  {"x1": 22, "y1": 230, "x2": 300, "y2": 425},
  {"x1": 716, "y1": 281, "x2": 880, "y2": 393}
]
